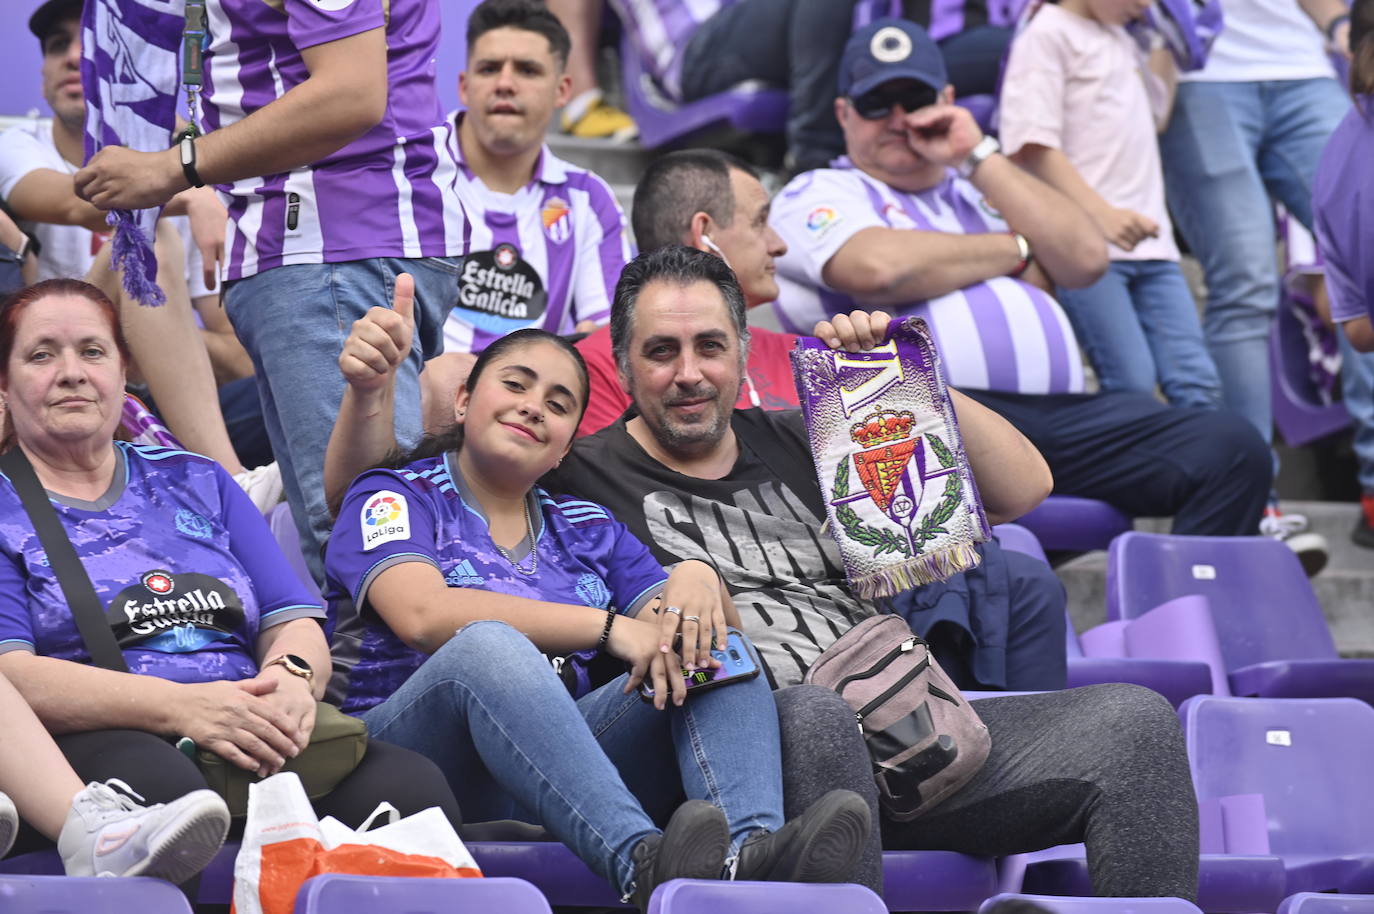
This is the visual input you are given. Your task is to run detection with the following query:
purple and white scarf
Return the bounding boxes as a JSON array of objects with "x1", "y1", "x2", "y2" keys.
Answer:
[
  {"x1": 791, "y1": 318, "x2": 990, "y2": 599},
  {"x1": 80, "y1": 0, "x2": 186, "y2": 306}
]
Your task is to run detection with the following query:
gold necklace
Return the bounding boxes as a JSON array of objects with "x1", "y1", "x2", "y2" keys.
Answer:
[{"x1": 493, "y1": 497, "x2": 538, "y2": 576}]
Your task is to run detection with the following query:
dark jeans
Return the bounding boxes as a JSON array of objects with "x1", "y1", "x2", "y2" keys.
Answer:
[
  {"x1": 5, "y1": 728, "x2": 462, "y2": 857},
  {"x1": 962, "y1": 390, "x2": 1271, "y2": 535},
  {"x1": 779, "y1": 683, "x2": 1200, "y2": 899}
]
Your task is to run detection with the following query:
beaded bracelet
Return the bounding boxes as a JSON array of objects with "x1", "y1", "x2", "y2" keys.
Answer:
[{"x1": 596, "y1": 607, "x2": 616, "y2": 650}]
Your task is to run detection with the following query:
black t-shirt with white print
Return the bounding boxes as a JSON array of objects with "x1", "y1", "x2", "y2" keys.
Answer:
[{"x1": 546, "y1": 409, "x2": 876, "y2": 687}]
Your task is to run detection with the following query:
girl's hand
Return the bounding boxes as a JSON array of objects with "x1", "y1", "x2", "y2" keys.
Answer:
[
  {"x1": 659, "y1": 561, "x2": 729, "y2": 671},
  {"x1": 606, "y1": 615, "x2": 687, "y2": 708}
]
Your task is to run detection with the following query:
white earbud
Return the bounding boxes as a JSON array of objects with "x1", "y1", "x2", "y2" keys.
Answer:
[{"x1": 700, "y1": 234, "x2": 733, "y2": 271}]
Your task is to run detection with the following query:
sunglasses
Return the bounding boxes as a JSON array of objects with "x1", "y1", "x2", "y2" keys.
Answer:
[{"x1": 850, "y1": 82, "x2": 940, "y2": 120}]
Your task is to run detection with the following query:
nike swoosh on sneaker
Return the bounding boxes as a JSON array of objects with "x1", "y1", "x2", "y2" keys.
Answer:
[{"x1": 95, "y1": 823, "x2": 141, "y2": 856}]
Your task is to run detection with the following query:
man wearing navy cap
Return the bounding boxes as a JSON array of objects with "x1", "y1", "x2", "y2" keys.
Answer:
[{"x1": 771, "y1": 19, "x2": 1273, "y2": 544}]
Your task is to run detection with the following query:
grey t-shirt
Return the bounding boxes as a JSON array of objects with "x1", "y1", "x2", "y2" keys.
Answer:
[{"x1": 549, "y1": 409, "x2": 876, "y2": 686}]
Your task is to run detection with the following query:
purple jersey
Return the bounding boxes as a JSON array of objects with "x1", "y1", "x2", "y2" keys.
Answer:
[
  {"x1": 0, "y1": 443, "x2": 324, "y2": 683},
  {"x1": 770, "y1": 162, "x2": 1086, "y2": 395},
  {"x1": 202, "y1": 0, "x2": 465, "y2": 280},
  {"x1": 1313, "y1": 100, "x2": 1374, "y2": 326},
  {"x1": 444, "y1": 126, "x2": 631, "y2": 353},
  {"x1": 607, "y1": 0, "x2": 730, "y2": 99},
  {"x1": 324, "y1": 453, "x2": 668, "y2": 713}
]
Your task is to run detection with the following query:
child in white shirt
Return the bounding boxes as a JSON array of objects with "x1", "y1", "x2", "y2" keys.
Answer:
[{"x1": 998, "y1": 0, "x2": 1222, "y2": 408}]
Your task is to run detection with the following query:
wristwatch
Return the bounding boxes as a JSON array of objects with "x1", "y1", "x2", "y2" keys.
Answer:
[
  {"x1": 179, "y1": 132, "x2": 206, "y2": 188},
  {"x1": 263, "y1": 653, "x2": 314, "y2": 684},
  {"x1": 957, "y1": 134, "x2": 1001, "y2": 179}
]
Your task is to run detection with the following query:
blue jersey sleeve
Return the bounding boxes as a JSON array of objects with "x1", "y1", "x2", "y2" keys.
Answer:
[
  {"x1": 326, "y1": 469, "x2": 441, "y2": 610},
  {"x1": 598, "y1": 515, "x2": 669, "y2": 616},
  {"x1": 0, "y1": 541, "x2": 35, "y2": 655},
  {"x1": 215, "y1": 467, "x2": 324, "y2": 630}
]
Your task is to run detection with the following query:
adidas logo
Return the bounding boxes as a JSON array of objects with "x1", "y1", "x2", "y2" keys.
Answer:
[{"x1": 445, "y1": 560, "x2": 485, "y2": 588}]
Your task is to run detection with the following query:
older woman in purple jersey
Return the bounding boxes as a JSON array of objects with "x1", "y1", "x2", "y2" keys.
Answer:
[
  {"x1": 325, "y1": 309, "x2": 869, "y2": 911},
  {"x1": 0, "y1": 279, "x2": 461, "y2": 861}
]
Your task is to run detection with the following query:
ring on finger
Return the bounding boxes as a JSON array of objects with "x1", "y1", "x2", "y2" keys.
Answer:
[
  {"x1": 664, "y1": 606, "x2": 682, "y2": 616},
  {"x1": 683, "y1": 615, "x2": 701, "y2": 623}
]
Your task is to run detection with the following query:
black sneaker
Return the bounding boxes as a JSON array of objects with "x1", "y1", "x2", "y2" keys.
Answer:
[
  {"x1": 733, "y1": 789, "x2": 870, "y2": 884},
  {"x1": 629, "y1": 800, "x2": 729, "y2": 911}
]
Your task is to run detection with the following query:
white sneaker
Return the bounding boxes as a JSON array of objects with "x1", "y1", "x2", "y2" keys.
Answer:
[
  {"x1": 58, "y1": 781, "x2": 229, "y2": 882},
  {"x1": 233, "y1": 461, "x2": 284, "y2": 513},
  {"x1": 1259, "y1": 510, "x2": 1329, "y2": 577},
  {"x1": 0, "y1": 790, "x2": 16, "y2": 858}
]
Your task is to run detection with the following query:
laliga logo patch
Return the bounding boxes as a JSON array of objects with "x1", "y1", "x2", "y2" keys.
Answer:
[
  {"x1": 806, "y1": 205, "x2": 843, "y2": 238},
  {"x1": 362, "y1": 490, "x2": 411, "y2": 551},
  {"x1": 142, "y1": 571, "x2": 174, "y2": 595},
  {"x1": 871, "y1": 26, "x2": 913, "y2": 63}
]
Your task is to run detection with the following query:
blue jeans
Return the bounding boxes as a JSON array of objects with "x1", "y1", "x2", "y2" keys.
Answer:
[
  {"x1": 1338, "y1": 327, "x2": 1374, "y2": 492},
  {"x1": 1161, "y1": 78, "x2": 1351, "y2": 442},
  {"x1": 224, "y1": 256, "x2": 459, "y2": 580},
  {"x1": 358, "y1": 621, "x2": 785, "y2": 897},
  {"x1": 1055, "y1": 260, "x2": 1222, "y2": 409}
]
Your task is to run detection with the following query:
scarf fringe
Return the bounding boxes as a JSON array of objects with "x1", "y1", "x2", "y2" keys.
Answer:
[
  {"x1": 109, "y1": 212, "x2": 166, "y2": 307},
  {"x1": 853, "y1": 542, "x2": 984, "y2": 600}
]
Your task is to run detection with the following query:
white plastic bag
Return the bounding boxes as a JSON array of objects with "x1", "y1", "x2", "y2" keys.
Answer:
[{"x1": 232, "y1": 772, "x2": 480, "y2": 914}]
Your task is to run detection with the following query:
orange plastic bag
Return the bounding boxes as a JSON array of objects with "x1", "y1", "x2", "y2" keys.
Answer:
[{"x1": 232, "y1": 772, "x2": 481, "y2": 914}]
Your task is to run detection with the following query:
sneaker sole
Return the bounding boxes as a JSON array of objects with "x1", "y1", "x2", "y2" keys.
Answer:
[
  {"x1": 779, "y1": 792, "x2": 870, "y2": 884},
  {"x1": 1282, "y1": 532, "x2": 1330, "y2": 576},
  {"x1": 0, "y1": 793, "x2": 17, "y2": 859},
  {"x1": 122, "y1": 791, "x2": 230, "y2": 884}
]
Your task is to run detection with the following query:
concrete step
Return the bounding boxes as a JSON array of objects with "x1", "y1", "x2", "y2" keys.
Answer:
[
  {"x1": 544, "y1": 131, "x2": 654, "y2": 189},
  {"x1": 1057, "y1": 500, "x2": 1374, "y2": 657}
]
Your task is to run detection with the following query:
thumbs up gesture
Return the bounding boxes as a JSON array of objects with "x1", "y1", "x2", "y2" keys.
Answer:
[{"x1": 339, "y1": 273, "x2": 416, "y2": 394}]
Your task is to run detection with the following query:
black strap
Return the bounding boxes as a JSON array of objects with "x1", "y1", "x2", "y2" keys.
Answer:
[{"x1": 0, "y1": 448, "x2": 128, "y2": 672}]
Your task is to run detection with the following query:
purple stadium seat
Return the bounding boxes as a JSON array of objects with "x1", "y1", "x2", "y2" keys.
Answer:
[
  {"x1": 1271, "y1": 289, "x2": 1350, "y2": 447},
  {"x1": 293, "y1": 874, "x2": 552, "y2": 914},
  {"x1": 1279, "y1": 894, "x2": 1374, "y2": 914},
  {"x1": 980, "y1": 893, "x2": 1205, "y2": 914},
  {"x1": 1014, "y1": 496, "x2": 1134, "y2": 553},
  {"x1": 648, "y1": 878, "x2": 887, "y2": 914},
  {"x1": 0, "y1": 875, "x2": 192, "y2": 914},
  {"x1": 1106, "y1": 533, "x2": 1374, "y2": 703},
  {"x1": 991, "y1": 525, "x2": 1212, "y2": 707},
  {"x1": 268, "y1": 502, "x2": 323, "y2": 602},
  {"x1": 1182, "y1": 695, "x2": 1374, "y2": 894}
]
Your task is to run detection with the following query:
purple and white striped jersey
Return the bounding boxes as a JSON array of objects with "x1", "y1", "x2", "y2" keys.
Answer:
[
  {"x1": 770, "y1": 162, "x2": 1085, "y2": 395},
  {"x1": 445, "y1": 127, "x2": 631, "y2": 354},
  {"x1": 606, "y1": 0, "x2": 729, "y2": 100},
  {"x1": 201, "y1": 0, "x2": 465, "y2": 281}
]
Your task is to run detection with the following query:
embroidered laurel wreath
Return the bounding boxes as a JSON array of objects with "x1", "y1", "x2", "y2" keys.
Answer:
[{"x1": 791, "y1": 318, "x2": 991, "y2": 599}]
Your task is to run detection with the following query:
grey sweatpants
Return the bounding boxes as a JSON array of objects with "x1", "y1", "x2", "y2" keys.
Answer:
[{"x1": 775, "y1": 683, "x2": 1199, "y2": 900}]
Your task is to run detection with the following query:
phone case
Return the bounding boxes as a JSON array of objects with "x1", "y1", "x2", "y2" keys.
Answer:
[{"x1": 640, "y1": 628, "x2": 762, "y2": 700}]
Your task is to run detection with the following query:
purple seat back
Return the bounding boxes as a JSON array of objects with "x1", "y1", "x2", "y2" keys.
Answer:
[
  {"x1": 1280, "y1": 894, "x2": 1374, "y2": 914},
  {"x1": 1106, "y1": 533, "x2": 1338, "y2": 669},
  {"x1": 1014, "y1": 495, "x2": 1133, "y2": 552},
  {"x1": 980, "y1": 893, "x2": 1204, "y2": 914},
  {"x1": 648, "y1": 879, "x2": 887, "y2": 914},
  {"x1": 293, "y1": 874, "x2": 552, "y2": 914},
  {"x1": 1181, "y1": 696, "x2": 1374, "y2": 866},
  {"x1": 0, "y1": 875, "x2": 192, "y2": 914},
  {"x1": 1271, "y1": 296, "x2": 1351, "y2": 447},
  {"x1": 268, "y1": 502, "x2": 323, "y2": 603}
]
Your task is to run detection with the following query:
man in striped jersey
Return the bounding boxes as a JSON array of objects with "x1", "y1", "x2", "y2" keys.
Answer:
[
  {"x1": 771, "y1": 19, "x2": 1270, "y2": 536},
  {"x1": 426, "y1": 0, "x2": 631, "y2": 430},
  {"x1": 74, "y1": 0, "x2": 467, "y2": 584}
]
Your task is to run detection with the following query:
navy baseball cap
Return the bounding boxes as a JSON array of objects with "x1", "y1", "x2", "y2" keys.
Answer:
[
  {"x1": 29, "y1": 0, "x2": 82, "y2": 42},
  {"x1": 839, "y1": 18, "x2": 948, "y2": 98}
]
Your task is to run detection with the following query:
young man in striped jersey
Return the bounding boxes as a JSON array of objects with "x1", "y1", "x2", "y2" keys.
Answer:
[
  {"x1": 73, "y1": 0, "x2": 467, "y2": 585},
  {"x1": 425, "y1": 0, "x2": 632, "y2": 430},
  {"x1": 771, "y1": 19, "x2": 1270, "y2": 537}
]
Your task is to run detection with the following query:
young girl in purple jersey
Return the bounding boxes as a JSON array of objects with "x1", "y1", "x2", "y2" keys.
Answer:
[{"x1": 325, "y1": 325, "x2": 869, "y2": 910}]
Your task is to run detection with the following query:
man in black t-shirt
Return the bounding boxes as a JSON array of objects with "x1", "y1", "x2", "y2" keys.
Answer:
[{"x1": 548, "y1": 246, "x2": 1201, "y2": 901}]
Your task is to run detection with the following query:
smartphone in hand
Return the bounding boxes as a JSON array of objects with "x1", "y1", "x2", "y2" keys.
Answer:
[{"x1": 640, "y1": 628, "x2": 761, "y2": 701}]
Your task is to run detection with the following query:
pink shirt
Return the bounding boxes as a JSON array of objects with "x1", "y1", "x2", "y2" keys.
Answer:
[{"x1": 998, "y1": 4, "x2": 1178, "y2": 262}]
